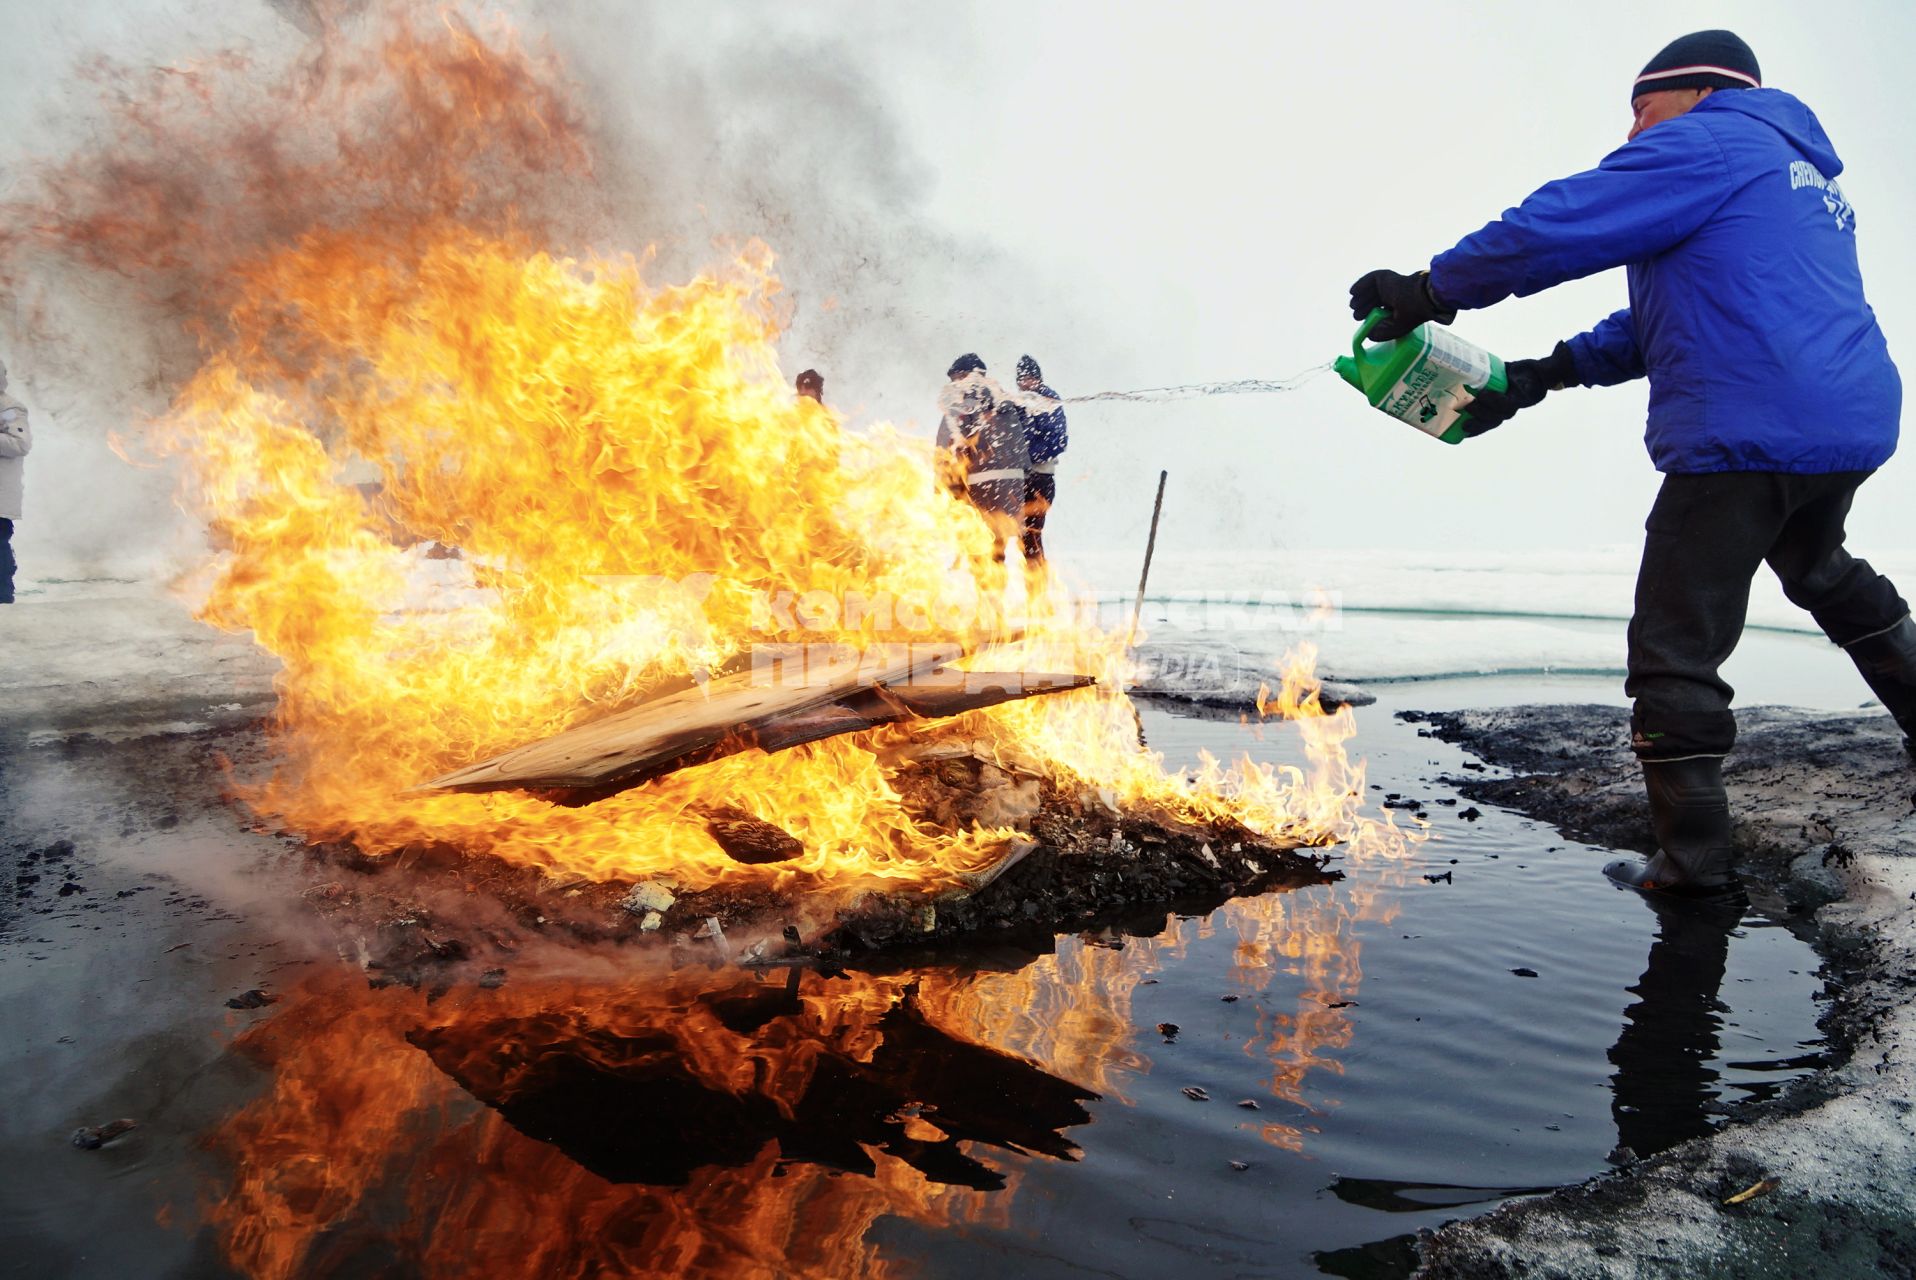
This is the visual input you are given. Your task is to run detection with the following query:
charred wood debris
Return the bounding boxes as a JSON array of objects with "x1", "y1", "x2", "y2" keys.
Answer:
[
  {"x1": 300, "y1": 738, "x2": 1335, "y2": 992},
  {"x1": 282, "y1": 649, "x2": 1339, "y2": 988}
]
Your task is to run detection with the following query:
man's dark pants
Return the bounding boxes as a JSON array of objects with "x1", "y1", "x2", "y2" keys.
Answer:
[
  {"x1": 1022, "y1": 472, "x2": 1055, "y2": 563},
  {"x1": 0, "y1": 518, "x2": 13, "y2": 604},
  {"x1": 1627, "y1": 470, "x2": 1907, "y2": 759}
]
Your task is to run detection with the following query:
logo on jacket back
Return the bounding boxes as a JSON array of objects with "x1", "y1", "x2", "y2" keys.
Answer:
[{"x1": 1788, "y1": 161, "x2": 1854, "y2": 231}]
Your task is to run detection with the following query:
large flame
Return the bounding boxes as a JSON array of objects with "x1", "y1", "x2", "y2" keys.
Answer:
[
  {"x1": 12, "y1": 4, "x2": 1407, "y2": 893},
  {"x1": 152, "y1": 229, "x2": 1391, "y2": 890}
]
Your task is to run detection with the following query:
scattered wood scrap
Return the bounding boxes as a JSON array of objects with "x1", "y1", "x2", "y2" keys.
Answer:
[
  {"x1": 1723, "y1": 1176, "x2": 1780, "y2": 1205},
  {"x1": 701, "y1": 807, "x2": 804, "y2": 865}
]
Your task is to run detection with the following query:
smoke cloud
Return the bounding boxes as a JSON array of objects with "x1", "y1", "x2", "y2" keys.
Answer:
[{"x1": 0, "y1": 0, "x2": 1079, "y2": 580}]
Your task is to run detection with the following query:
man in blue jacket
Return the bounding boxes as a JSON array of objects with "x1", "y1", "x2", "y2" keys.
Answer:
[
  {"x1": 1349, "y1": 30, "x2": 1907, "y2": 898},
  {"x1": 1012, "y1": 355, "x2": 1069, "y2": 569}
]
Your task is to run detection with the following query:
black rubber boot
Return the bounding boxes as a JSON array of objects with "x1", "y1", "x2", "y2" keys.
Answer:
[
  {"x1": 1842, "y1": 614, "x2": 1916, "y2": 752},
  {"x1": 1603, "y1": 756, "x2": 1741, "y2": 899}
]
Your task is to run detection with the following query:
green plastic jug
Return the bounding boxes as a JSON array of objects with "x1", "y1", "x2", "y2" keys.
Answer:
[{"x1": 1333, "y1": 307, "x2": 1508, "y2": 444}]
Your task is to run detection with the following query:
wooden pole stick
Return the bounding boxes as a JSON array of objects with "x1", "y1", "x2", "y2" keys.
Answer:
[{"x1": 1128, "y1": 470, "x2": 1168, "y2": 649}]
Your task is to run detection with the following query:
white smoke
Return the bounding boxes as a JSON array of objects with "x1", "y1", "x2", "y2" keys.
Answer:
[{"x1": 0, "y1": 0, "x2": 1107, "y2": 582}]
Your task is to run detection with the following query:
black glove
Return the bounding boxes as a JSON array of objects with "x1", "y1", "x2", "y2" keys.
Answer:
[
  {"x1": 1348, "y1": 268, "x2": 1456, "y2": 341},
  {"x1": 1458, "y1": 343, "x2": 1580, "y2": 438}
]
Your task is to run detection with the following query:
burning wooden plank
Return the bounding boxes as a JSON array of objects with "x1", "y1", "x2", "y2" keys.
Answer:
[
  {"x1": 416, "y1": 649, "x2": 1095, "y2": 800},
  {"x1": 531, "y1": 669, "x2": 1094, "y2": 808},
  {"x1": 417, "y1": 648, "x2": 949, "y2": 796},
  {"x1": 711, "y1": 669, "x2": 1098, "y2": 758},
  {"x1": 869, "y1": 669, "x2": 1097, "y2": 719}
]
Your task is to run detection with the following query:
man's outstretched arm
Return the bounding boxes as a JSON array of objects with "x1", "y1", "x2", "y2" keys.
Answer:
[{"x1": 1428, "y1": 117, "x2": 1732, "y2": 311}]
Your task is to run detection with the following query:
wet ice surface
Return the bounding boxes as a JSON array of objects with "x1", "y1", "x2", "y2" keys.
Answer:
[
  {"x1": 0, "y1": 669, "x2": 1838, "y2": 1280},
  {"x1": 874, "y1": 685, "x2": 1832, "y2": 1279}
]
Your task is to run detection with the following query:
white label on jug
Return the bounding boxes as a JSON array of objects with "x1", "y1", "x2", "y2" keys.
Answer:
[
  {"x1": 1376, "y1": 329, "x2": 1491, "y2": 438},
  {"x1": 1419, "y1": 328, "x2": 1493, "y2": 389}
]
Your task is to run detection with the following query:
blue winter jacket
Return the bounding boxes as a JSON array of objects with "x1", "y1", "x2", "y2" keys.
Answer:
[
  {"x1": 1429, "y1": 89, "x2": 1900, "y2": 475},
  {"x1": 1023, "y1": 384, "x2": 1069, "y2": 465}
]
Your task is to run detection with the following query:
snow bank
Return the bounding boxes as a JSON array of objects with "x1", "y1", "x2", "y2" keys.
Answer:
[
  {"x1": 1066, "y1": 546, "x2": 1916, "y2": 636},
  {"x1": 0, "y1": 585, "x2": 276, "y2": 735},
  {"x1": 10, "y1": 547, "x2": 1903, "y2": 731}
]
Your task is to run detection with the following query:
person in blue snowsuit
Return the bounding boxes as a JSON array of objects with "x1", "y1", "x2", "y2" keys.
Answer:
[
  {"x1": 1012, "y1": 354, "x2": 1068, "y2": 567},
  {"x1": 1349, "y1": 30, "x2": 1907, "y2": 898}
]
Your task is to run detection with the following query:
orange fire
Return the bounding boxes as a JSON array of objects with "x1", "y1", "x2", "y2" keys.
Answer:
[
  {"x1": 146, "y1": 226, "x2": 1404, "y2": 890},
  {"x1": 11, "y1": 4, "x2": 1409, "y2": 894}
]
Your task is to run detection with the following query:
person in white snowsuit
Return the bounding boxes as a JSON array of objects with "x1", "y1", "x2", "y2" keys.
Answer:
[
  {"x1": 935, "y1": 353, "x2": 1029, "y2": 562},
  {"x1": 0, "y1": 358, "x2": 30, "y2": 605}
]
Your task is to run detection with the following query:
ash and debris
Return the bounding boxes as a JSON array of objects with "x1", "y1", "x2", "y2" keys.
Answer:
[
  {"x1": 296, "y1": 729, "x2": 1335, "y2": 987},
  {"x1": 68, "y1": 1118, "x2": 137, "y2": 1151},
  {"x1": 1402, "y1": 704, "x2": 1916, "y2": 1280},
  {"x1": 4, "y1": 625, "x2": 1341, "y2": 1037},
  {"x1": 3, "y1": 700, "x2": 1333, "y2": 998}
]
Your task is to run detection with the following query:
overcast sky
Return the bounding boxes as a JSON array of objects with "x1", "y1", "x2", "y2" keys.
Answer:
[
  {"x1": 4, "y1": 0, "x2": 1913, "y2": 574},
  {"x1": 840, "y1": 0, "x2": 1916, "y2": 560}
]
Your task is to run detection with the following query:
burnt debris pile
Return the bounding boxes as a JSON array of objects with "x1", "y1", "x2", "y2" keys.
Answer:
[{"x1": 303, "y1": 736, "x2": 1336, "y2": 989}]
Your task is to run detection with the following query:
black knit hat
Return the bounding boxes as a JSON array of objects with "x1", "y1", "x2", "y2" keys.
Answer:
[
  {"x1": 1016, "y1": 354, "x2": 1041, "y2": 381},
  {"x1": 948, "y1": 353, "x2": 985, "y2": 377},
  {"x1": 1634, "y1": 30, "x2": 1760, "y2": 101}
]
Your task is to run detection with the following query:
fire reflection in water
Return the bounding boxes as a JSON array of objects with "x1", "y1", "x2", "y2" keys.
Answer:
[
  {"x1": 209, "y1": 968, "x2": 1039, "y2": 1280},
  {"x1": 202, "y1": 862, "x2": 1411, "y2": 1278}
]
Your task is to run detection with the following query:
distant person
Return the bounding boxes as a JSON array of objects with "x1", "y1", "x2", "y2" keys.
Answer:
[
  {"x1": 1348, "y1": 30, "x2": 1905, "y2": 899},
  {"x1": 1011, "y1": 355, "x2": 1068, "y2": 568},
  {"x1": 0, "y1": 358, "x2": 30, "y2": 605},
  {"x1": 795, "y1": 368, "x2": 824, "y2": 406},
  {"x1": 936, "y1": 353, "x2": 1028, "y2": 564}
]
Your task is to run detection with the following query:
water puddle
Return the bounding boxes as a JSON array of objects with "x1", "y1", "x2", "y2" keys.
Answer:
[{"x1": 0, "y1": 679, "x2": 1833, "y2": 1278}]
